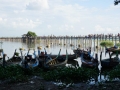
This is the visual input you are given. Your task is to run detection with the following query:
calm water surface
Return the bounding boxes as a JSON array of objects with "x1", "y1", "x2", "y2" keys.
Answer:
[
  {"x1": 0, "y1": 40, "x2": 114, "y2": 62},
  {"x1": 1, "y1": 41, "x2": 75, "y2": 58}
]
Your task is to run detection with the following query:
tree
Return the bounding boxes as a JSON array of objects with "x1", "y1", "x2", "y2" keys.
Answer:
[
  {"x1": 114, "y1": 0, "x2": 120, "y2": 5},
  {"x1": 27, "y1": 31, "x2": 37, "y2": 37}
]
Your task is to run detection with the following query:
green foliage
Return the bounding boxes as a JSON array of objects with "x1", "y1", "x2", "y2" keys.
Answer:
[
  {"x1": 27, "y1": 31, "x2": 37, "y2": 37},
  {"x1": 100, "y1": 40, "x2": 114, "y2": 47},
  {"x1": 107, "y1": 64, "x2": 120, "y2": 81},
  {"x1": 2, "y1": 64, "x2": 120, "y2": 84},
  {"x1": 0, "y1": 65, "x2": 99, "y2": 84},
  {"x1": 0, "y1": 65, "x2": 35, "y2": 82},
  {"x1": 41, "y1": 67, "x2": 98, "y2": 84}
]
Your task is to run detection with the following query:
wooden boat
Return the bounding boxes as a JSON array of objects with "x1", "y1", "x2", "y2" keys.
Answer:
[
  {"x1": 37, "y1": 48, "x2": 52, "y2": 63},
  {"x1": 80, "y1": 52, "x2": 99, "y2": 68},
  {"x1": 0, "y1": 53, "x2": 21, "y2": 66},
  {"x1": 37, "y1": 48, "x2": 76, "y2": 61},
  {"x1": 73, "y1": 48, "x2": 83, "y2": 56},
  {"x1": 19, "y1": 49, "x2": 39, "y2": 68},
  {"x1": 7, "y1": 49, "x2": 21, "y2": 62},
  {"x1": 100, "y1": 52, "x2": 120, "y2": 70},
  {"x1": 73, "y1": 48, "x2": 91, "y2": 57},
  {"x1": 48, "y1": 54, "x2": 76, "y2": 61},
  {"x1": 105, "y1": 45, "x2": 118, "y2": 56},
  {"x1": 0, "y1": 49, "x2": 3, "y2": 60},
  {"x1": 110, "y1": 49, "x2": 120, "y2": 56},
  {"x1": 43, "y1": 49, "x2": 68, "y2": 69},
  {"x1": 66, "y1": 59, "x2": 79, "y2": 68},
  {"x1": 105, "y1": 45, "x2": 118, "y2": 52}
]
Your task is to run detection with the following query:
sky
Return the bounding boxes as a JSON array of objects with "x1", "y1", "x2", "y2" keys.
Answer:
[{"x1": 0, "y1": 0, "x2": 120, "y2": 37}]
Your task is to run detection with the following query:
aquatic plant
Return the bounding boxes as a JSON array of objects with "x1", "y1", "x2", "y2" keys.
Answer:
[{"x1": 100, "y1": 40, "x2": 114, "y2": 47}]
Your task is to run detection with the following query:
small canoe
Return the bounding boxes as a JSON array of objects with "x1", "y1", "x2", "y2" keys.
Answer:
[
  {"x1": 0, "y1": 56, "x2": 2, "y2": 60},
  {"x1": 73, "y1": 48, "x2": 91, "y2": 57},
  {"x1": 105, "y1": 45, "x2": 118, "y2": 52},
  {"x1": 80, "y1": 52, "x2": 98, "y2": 68},
  {"x1": 7, "y1": 49, "x2": 22, "y2": 62},
  {"x1": 44, "y1": 49, "x2": 68, "y2": 69},
  {"x1": 105, "y1": 45, "x2": 118, "y2": 55},
  {"x1": 19, "y1": 49, "x2": 39, "y2": 68},
  {"x1": 20, "y1": 58, "x2": 39, "y2": 68},
  {"x1": 48, "y1": 54, "x2": 76, "y2": 61},
  {"x1": 0, "y1": 50, "x2": 4, "y2": 60},
  {"x1": 100, "y1": 52, "x2": 120, "y2": 70}
]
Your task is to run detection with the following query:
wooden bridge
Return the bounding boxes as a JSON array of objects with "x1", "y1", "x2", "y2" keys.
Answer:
[
  {"x1": 0, "y1": 35, "x2": 120, "y2": 41},
  {"x1": 0, "y1": 34, "x2": 120, "y2": 51}
]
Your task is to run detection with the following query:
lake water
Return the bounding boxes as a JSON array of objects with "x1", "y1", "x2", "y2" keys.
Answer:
[
  {"x1": 1, "y1": 40, "x2": 75, "y2": 57},
  {"x1": 0, "y1": 39, "x2": 114, "y2": 68}
]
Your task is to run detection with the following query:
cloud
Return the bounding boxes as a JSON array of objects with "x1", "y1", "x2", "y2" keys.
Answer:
[
  {"x1": 95, "y1": 25, "x2": 105, "y2": 32},
  {"x1": 0, "y1": 0, "x2": 120, "y2": 36},
  {"x1": 52, "y1": 4, "x2": 85, "y2": 23},
  {"x1": 11, "y1": 18, "x2": 42, "y2": 28},
  {"x1": 26, "y1": 0, "x2": 49, "y2": 10},
  {"x1": 47, "y1": 25, "x2": 51, "y2": 29},
  {"x1": 94, "y1": 25, "x2": 120, "y2": 35},
  {"x1": 106, "y1": 28, "x2": 112, "y2": 32},
  {"x1": 0, "y1": 17, "x2": 42, "y2": 29}
]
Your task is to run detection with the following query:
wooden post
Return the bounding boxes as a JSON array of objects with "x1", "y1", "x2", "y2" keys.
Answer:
[
  {"x1": 99, "y1": 51, "x2": 102, "y2": 81},
  {"x1": 115, "y1": 35, "x2": 117, "y2": 45},
  {"x1": 109, "y1": 35, "x2": 110, "y2": 41},
  {"x1": 94, "y1": 35, "x2": 95, "y2": 51},
  {"x1": 3, "y1": 54, "x2": 6, "y2": 67},
  {"x1": 119, "y1": 36, "x2": 120, "y2": 42},
  {"x1": 85, "y1": 37, "x2": 86, "y2": 49},
  {"x1": 95, "y1": 53, "x2": 98, "y2": 60},
  {"x1": 105, "y1": 35, "x2": 107, "y2": 41},
  {"x1": 97, "y1": 36, "x2": 98, "y2": 51},
  {"x1": 109, "y1": 52, "x2": 111, "y2": 62},
  {"x1": 100, "y1": 52, "x2": 102, "y2": 63}
]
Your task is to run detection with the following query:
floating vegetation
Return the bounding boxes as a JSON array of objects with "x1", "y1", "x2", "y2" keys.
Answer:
[{"x1": 100, "y1": 40, "x2": 114, "y2": 47}]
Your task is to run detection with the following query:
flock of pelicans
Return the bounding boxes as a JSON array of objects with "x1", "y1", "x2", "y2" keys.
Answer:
[{"x1": 0, "y1": 45, "x2": 120, "y2": 70}]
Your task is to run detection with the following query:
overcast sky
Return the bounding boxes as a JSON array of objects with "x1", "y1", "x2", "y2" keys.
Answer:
[{"x1": 0, "y1": 0, "x2": 120, "y2": 37}]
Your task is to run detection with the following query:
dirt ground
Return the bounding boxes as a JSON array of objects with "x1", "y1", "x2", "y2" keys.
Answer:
[{"x1": 0, "y1": 76, "x2": 120, "y2": 90}]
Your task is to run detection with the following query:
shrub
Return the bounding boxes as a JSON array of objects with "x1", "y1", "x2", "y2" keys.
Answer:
[{"x1": 100, "y1": 41, "x2": 114, "y2": 47}]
